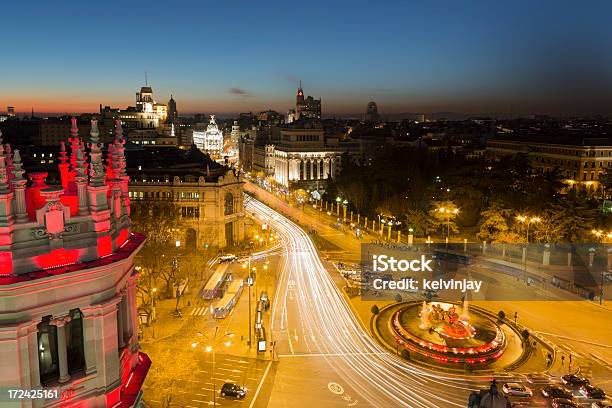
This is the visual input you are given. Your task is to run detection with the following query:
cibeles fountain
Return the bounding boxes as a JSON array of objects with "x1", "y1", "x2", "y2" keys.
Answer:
[{"x1": 389, "y1": 299, "x2": 507, "y2": 366}]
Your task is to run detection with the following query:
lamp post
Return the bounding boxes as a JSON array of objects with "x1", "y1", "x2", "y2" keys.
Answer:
[
  {"x1": 516, "y1": 215, "x2": 541, "y2": 283},
  {"x1": 336, "y1": 197, "x2": 341, "y2": 217},
  {"x1": 196, "y1": 328, "x2": 234, "y2": 407},
  {"x1": 438, "y1": 207, "x2": 459, "y2": 249},
  {"x1": 342, "y1": 199, "x2": 348, "y2": 221},
  {"x1": 242, "y1": 259, "x2": 256, "y2": 349}
]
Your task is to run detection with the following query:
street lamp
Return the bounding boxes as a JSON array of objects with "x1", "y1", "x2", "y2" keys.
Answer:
[
  {"x1": 516, "y1": 215, "x2": 541, "y2": 283},
  {"x1": 342, "y1": 199, "x2": 348, "y2": 221},
  {"x1": 197, "y1": 328, "x2": 234, "y2": 407},
  {"x1": 438, "y1": 207, "x2": 459, "y2": 247},
  {"x1": 516, "y1": 215, "x2": 541, "y2": 243},
  {"x1": 336, "y1": 197, "x2": 341, "y2": 217}
]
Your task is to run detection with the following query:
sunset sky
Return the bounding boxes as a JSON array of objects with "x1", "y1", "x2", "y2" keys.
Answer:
[{"x1": 1, "y1": 0, "x2": 611, "y2": 116}]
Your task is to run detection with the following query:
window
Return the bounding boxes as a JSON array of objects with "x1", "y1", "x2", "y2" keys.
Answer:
[
  {"x1": 224, "y1": 193, "x2": 234, "y2": 215},
  {"x1": 37, "y1": 316, "x2": 59, "y2": 384},
  {"x1": 66, "y1": 309, "x2": 85, "y2": 374}
]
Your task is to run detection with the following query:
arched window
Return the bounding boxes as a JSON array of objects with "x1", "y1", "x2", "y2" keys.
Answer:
[{"x1": 224, "y1": 193, "x2": 234, "y2": 215}]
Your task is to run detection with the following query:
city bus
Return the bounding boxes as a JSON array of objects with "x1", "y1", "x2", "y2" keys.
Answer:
[
  {"x1": 213, "y1": 279, "x2": 244, "y2": 319},
  {"x1": 201, "y1": 263, "x2": 230, "y2": 300}
]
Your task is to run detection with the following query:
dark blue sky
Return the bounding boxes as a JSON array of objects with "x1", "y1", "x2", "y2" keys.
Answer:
[{"x1": 1, "y1": 0, "x2": 611, "y2": 116}]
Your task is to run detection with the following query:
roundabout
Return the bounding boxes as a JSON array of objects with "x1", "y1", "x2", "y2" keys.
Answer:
[{"x1": 375, "y1": 300, "x2": 528, "y2": 370}]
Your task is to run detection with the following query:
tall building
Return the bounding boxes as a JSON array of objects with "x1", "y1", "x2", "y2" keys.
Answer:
[
  {"x1": 365, "y1": 101, "x2": 379, "y2": 123},
  {"x1": 193, "y1": 115, "x2": 224, "y2": 157},
  {"x1": 0, "y1": 119, "x2": 150, "y2": 407},
  {"x1": 295, "y1": 83, "x2": 321, "y2": 120},
  {"x1": 167, "y1": 95, "x2": 178, "y2": 124}
]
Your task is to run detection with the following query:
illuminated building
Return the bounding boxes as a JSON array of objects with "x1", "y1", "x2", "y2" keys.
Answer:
[
  {"x1": 270, "y1": 121, "x2": 338, "y2": 189},
  {"x1": 192, "y1": 115, "x2": 223, "y2": 157},
  {"x1": 167, "y1": 95, "x2": 178, "y2": 124},
  {"x1": 295, "y1": 83, "x2": 321, "y2": 120},
  {"x1": 127, "y1": 147, "x2": 245, "y2": 248},
  {"x1": 100, "y1": 85, "x2": 168, "y2": 130},
  {"x1": 0, "y1": 119, "x2": 150, "y2": 407},
  {"x1": 486, "y1": 137, "x2": 612, "y2": 191}
]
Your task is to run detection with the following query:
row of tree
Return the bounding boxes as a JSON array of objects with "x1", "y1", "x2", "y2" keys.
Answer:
[{"x1": 327, "y1": 147, "x2": 610, "y2": 243}]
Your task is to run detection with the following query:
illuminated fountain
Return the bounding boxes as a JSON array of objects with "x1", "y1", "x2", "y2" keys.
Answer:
[{"x1": 388, "y1": 301, "x2": 506, "y2": 366}]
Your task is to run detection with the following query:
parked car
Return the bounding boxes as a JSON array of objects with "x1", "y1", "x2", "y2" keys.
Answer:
[
  {"x1": 552, "y1": 398, "x2": 578, "y2": 408},
  {"x1": 220, "y1": 383, "x2": 246, "y2": 399},
  {"x1": 219, "y1": 254, "x2": 237, "y2": 263},
  {"x1": 561, "y1": 374, "x2": 590, "y2": 387},
  {"x1": 591, "y1": 401, "x2": 612, "y2": 408},
  {"x1": 502, "y1": 382, "x2": 533, "y2": 397},
  {"x1": 581, "y1": 384, "x2": 606, "y2": 399},
  {"x1": 542, "y1": 385, "x2": 573, "y2": 399}
]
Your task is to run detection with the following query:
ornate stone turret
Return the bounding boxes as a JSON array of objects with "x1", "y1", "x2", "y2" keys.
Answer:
[
  {"x1": 68, "y1": 117, "x2": 81, "y2": 192},
  {"x1": 0, "y1": 118, "x2": 134, "y2": 276},
  {"x1": 58, "y1": 140, "x2": 70, "y2": 190},
  {"x1": 113, "y1": 120, "x2": 130, "y2": 216},
  {"x1": 11, "y1": 150, "x2": 28, "y2": 223},
  {"x1": 75, "y1": 149, "x2": 89, "y2": 216}
]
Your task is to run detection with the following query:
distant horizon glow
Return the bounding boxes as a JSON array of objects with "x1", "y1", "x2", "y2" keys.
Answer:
[{"x1": 1, "y1": 1, "x2": 611, "y2": 116}]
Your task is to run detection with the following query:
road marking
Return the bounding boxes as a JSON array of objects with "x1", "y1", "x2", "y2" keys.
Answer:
[
  {"x1": 248, "y1": 361, "x2": 273, "y2": 408},
  {"x1": 217, "y1": 368, "x2": 243, "y2": 373},
  {"x1": 225, "y1": 358, "x2": 249, "y2": 364},
  {"x1": 328, "y1": 382, "x2": 344, "y2": 395}
]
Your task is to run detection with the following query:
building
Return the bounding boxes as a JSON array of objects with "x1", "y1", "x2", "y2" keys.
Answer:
[
  {"x1": 295, "y1": 83, "x2": 321, "y2": 120},
  {"x1": 126, "y1": 146, "x2": 245, "y2": 248},
  {"x1": 0, "y1": 119, "x2": 150, "y2": 407},
  {"x1": 192, "y1": 115, "x2": 224, "y2": 157},
  {"x1": 365, "y1": 101, "x2": 379, "y2": 123},
  {"x1": 167, "y1": 95, "x2": 178, "y2": 124},
  {"x1": 486, "y1": 136, "x2": 612, "y2": 191},
  {"x1": 270, "y1": 121, "x2": 338, "y2": 189},
  {"x1": 100, "y1": 85, "x2": 168, "y2": 130}
]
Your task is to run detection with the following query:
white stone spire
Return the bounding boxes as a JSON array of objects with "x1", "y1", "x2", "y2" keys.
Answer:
[{"x1": 88, "y1": 119, "x2": 106, "y2": 187}]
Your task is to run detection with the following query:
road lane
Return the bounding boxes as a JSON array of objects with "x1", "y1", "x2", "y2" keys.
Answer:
[{"x1": 247, "y1": 196, "x2": 485, "y2": 408}]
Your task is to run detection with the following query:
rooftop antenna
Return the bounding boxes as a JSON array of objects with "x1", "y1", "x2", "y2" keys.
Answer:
[{"x1": 145, "y1": 71, "x2": 148, "y2": 86}]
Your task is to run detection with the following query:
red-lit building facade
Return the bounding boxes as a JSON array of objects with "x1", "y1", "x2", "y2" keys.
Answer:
[{"x1": 0, "y1": 119, "x2": 149, "y2": 407}]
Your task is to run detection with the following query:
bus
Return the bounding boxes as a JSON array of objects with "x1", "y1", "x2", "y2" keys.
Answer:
[
  {"x1": 201, "y1": 264, "x2": 230, "y2": 300},
  {"x1": 213, "y1": 279, "x2": 244, "y2": 319}
]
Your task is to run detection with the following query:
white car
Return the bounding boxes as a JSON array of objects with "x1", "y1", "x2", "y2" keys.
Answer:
[{"x1": 502, "y1": 382, "x2": 533, "y2": 397}]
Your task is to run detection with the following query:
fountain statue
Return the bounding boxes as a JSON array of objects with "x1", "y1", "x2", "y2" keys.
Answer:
[{"x1": 419, "y1": 301, "x2": 430, "y2": 329}]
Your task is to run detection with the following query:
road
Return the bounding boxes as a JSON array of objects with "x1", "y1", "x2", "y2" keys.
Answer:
[{"x1": 246, "y1": 196, "x2": 495, "y2": 408}]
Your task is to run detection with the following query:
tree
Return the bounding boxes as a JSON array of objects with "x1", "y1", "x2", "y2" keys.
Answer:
[
  {"x1": 477, "y1": 203, "x2": 516, "y2": 243},
  {"x1": 403, "y1": 209, "x2": 432, "y2": 237},
  {"x1": 522, "y1": 329, "x2": 530, "y2": 341},
  {"x1": 371, "y1": 305, "x2": 379, "y2": 315},
  {"x1": 400, "y1": 349, "x2": 410, "y2": 360},
  {"x1": 497, "y1": 310, "x2": 506, "y2": 321},
  {"x1": 394, "y1": 293, "x2": 403, "y2": 303},
  {"x1": 550, "y1": 192, "x2": 598, "y2": 243},
  {"x1": 531, "y1": 210, "x2": 565, "y2": 243}
]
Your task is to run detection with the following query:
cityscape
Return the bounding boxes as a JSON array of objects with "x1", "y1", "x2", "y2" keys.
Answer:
[{"x1": 1, "y1": 1, "x2": 611, "y2": 408}]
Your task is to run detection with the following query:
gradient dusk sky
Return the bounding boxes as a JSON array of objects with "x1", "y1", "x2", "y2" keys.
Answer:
[{"x1": 1, "y1": 0, "x2": 611, "y2": 116}]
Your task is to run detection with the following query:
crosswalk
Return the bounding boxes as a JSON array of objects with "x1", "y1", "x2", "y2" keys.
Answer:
[{"x1": 190, "y1": 306, "x2": 209, "y2": 317}]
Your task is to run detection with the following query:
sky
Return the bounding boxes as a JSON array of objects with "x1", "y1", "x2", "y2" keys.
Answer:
[{"x1": 1, "y1": 0, "x2": 611, "y2": 117}]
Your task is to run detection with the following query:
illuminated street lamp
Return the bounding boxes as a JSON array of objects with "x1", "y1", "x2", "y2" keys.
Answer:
[
  {"x1": 438, "y1": 207, "x2": 459, "y2": 245},
  {"x1": 516, "y1": 215, "x2": 541, "y2": 243},
  {"x1": 197, "y1": 328, "x2": 234, "y2": 407},
  {"x1": 336, "y1": 197, "x2": 341, "y2": 217},
  {"x1": 342, "y1": 199, "x2": 348, "y2": 221},
  {"x1": 516, "y1": 215, "x2": 541, "y2": 283}
]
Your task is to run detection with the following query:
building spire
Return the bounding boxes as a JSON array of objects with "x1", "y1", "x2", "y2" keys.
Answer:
[{"x1": 88, "y1": 119, "x2": 106, "y2": 187}]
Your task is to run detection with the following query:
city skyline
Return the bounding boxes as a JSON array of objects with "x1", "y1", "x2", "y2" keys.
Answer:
[{"x1": 2, "y1": 1, "x2": 612, "y2": 116}]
